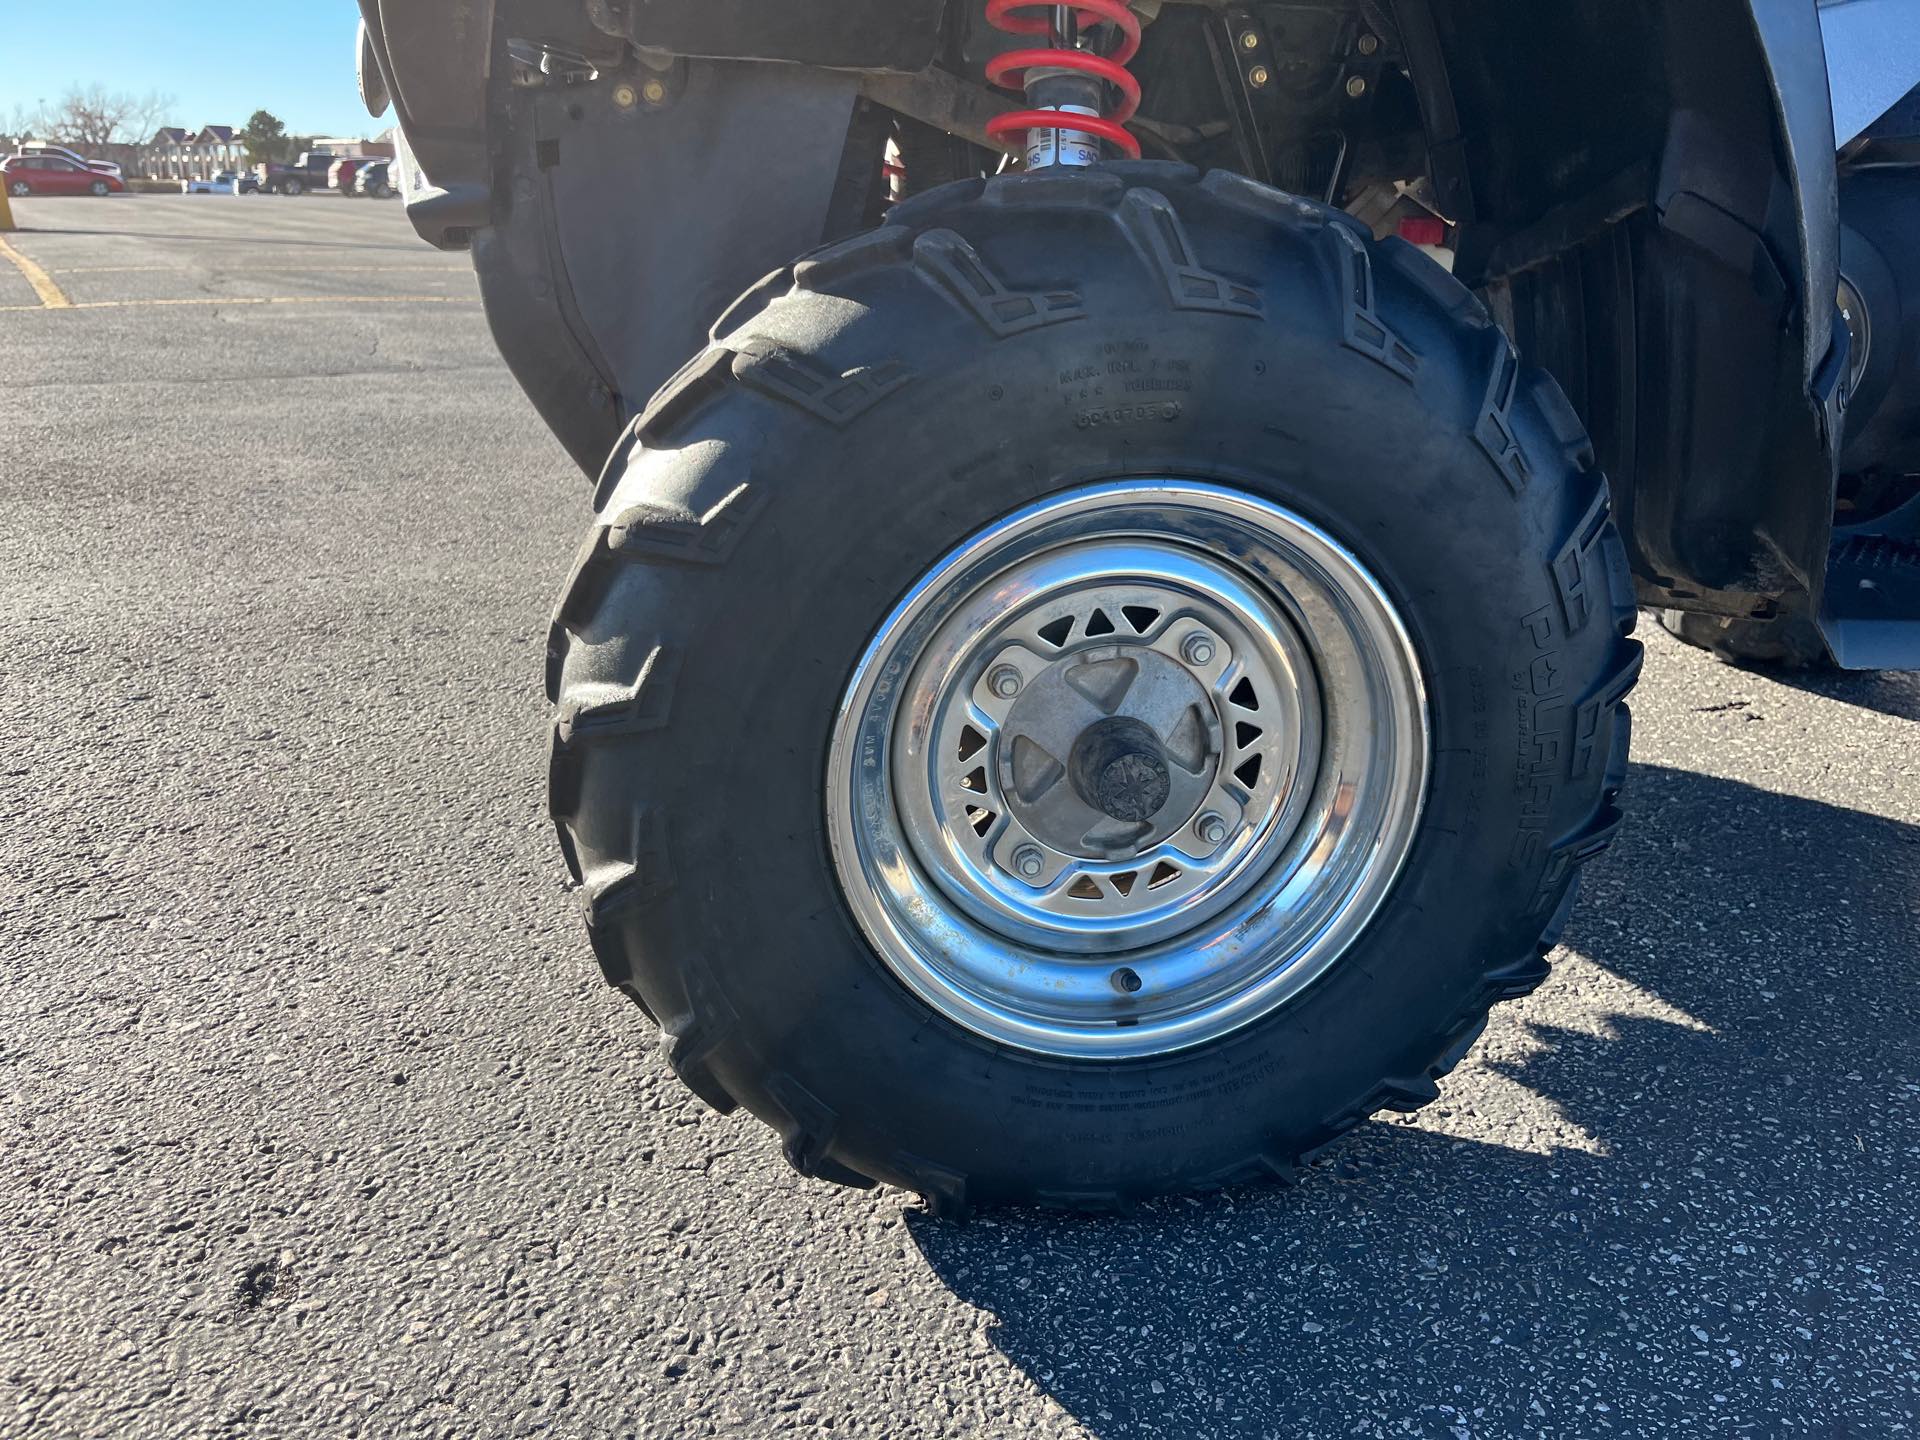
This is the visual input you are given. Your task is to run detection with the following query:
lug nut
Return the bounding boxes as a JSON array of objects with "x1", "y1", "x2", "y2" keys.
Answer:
[
  {"x1": 1346, "y1": 75, "x2": 1368, "y2": 98},
  {"x1": 612, "y1": 82, "x2": 639, "y2": 109},
  {"x1": 1013, "y1": 846, "x2": 1046, "y2": 880},
  {"x1": 1240, "y1": 30, "x2": 1260, "y2": 50},
  {"x1": 1181, "y1": 634, "x2": 1217, "y2": 667},
  {"x1": 1357, "y1": 33, "x2": 1379, "y2": 55},
  {"x1": 641, "y1": 79, "x2": 668, "y2": 105},
  {"x1": 1249, "y1": 65, "x2": 1272, "y2": 88},
  {"x1": 989, "y1": 665, "x2": 1023, "y2": 699},
  {"x1": 1196, "y1": 813, "x2": 1228, "y2": 846}
]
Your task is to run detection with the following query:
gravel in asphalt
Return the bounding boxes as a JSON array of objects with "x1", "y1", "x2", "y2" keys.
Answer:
[{"x1": 3, "y1": 194, "x2": 1918, "y2": 1439}]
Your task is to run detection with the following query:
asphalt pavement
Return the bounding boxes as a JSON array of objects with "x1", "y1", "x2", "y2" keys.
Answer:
[{"x1": 3, "y1": 193, "x2": 1919, "y2": 1439}]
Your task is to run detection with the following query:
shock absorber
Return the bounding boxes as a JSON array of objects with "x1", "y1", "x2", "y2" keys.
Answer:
[{"x1": 985, "y1": 0, "x2": 1143, "y2": 167}]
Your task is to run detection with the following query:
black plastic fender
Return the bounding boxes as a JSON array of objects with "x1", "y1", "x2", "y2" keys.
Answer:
[
  {"x1": 1435, "y1": 0, "x2": 1846, "y2": 622},
  {"x1": 358, "y1": 3, "x2": 876, "y2": 472},
  {"x1": 474, "y1": 61, "x2": 866, "y2": 472},
  {"x1": 355, "y1": 0, "x2": 496, "y2": 246}
]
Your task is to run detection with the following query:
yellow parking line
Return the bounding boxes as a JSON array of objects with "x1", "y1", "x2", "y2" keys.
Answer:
[
  {"x1": 0, "y1": 294, "x2": 479, "y2": 313},
  {"x1": 49, "y1": 264, "x2": 470, "y2": 274},
  {"x1": 0, "y1": 235, "x2": 73, "y2": 309}
]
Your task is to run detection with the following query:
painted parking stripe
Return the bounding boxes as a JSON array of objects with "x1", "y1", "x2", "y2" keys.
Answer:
[
  {"x1": 48, "y1": 264, "x2": 472, "y2": 274},
  {"x1": 0, "y1": 294, "x2": 479, "y2": 313},
  {"x1": 0, "y1": 236, "x2": 74, "y2": 309}
]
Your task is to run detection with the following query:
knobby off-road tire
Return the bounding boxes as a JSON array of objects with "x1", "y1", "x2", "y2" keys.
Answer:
[
  {"x1": 546, "y1": 164, "x2": 1642, "y2": 1215},
  {"x1": 1657, "y1": 609, "x2": 1833, "y2": 669}
]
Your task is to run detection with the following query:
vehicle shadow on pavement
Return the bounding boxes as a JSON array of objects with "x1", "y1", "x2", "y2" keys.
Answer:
[
  {"x1": 1785, "y1": 665, "x2": 1920, "y2": 722},
  {"x1": 908, "y1": 761, "x2": 1920, "y2": 1437}
]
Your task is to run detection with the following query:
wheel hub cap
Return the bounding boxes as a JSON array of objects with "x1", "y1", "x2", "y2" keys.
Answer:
[
  {"x1": 826, "y1": 480, "x2": 1429, "y2": 1059},
  {"x1": 1074, "y1": 718, "x2": 1172, "y2": 826},
  {"x1": 1000, "y1": 643, "x2": 1216, "y2": 855}
]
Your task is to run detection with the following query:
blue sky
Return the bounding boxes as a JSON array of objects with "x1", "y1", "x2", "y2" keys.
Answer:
[{"x1": 2, "y1": 0, "x2": 376, "y2": 140}]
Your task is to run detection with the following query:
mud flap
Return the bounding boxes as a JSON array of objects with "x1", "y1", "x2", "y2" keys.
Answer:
[{"x1": 475, "y1": 62, "x2": 866, "y2": 473}]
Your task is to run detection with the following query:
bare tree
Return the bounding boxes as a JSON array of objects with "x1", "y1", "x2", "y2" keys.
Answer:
[
  {"x1": 125, "y1": 91, "x2": 176, "y2": 145},
  {"x1": 5, "y1": 99, "x2": 50, "y2": 142},
  {"x1": 34, "y1": 86, "x2": 176, "y2": 147}
]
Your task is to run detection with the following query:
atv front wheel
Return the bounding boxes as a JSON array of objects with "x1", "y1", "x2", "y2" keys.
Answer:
[{"x1": 547, "y1": 165, "x2": 1641, "y2": 1213}]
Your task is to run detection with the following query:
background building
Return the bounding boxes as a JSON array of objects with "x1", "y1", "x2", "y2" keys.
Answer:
[
  {"x1": 307, "y1": 137, "x2": 394, "y2": 160},
  {"x1": 143, "y1": 125, "x2": 244, "y2": 180}
]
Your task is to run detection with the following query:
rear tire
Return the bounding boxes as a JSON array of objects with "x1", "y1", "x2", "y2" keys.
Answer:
[
  {"x1": 7, "y1": 180, "x2": 29, "y2": 198},
  {"x1": 283, "y1": 178, "x2": 304, "y2": 197},
  {"x1": 1657, "y1": 609, "x2": 1832, "y2": 669},
  {"x1": 547, "y1": 165, "x2": 1641, "y2": 1213}
]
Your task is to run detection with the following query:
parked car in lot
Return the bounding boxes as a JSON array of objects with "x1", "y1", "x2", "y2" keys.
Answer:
[
  {"x1": 18, "y1": 142, "x2": 122, "y2": 178},
  {"x1": 256, "y1": 152, "x2": 336, "y2": 196},
  {"x1": 328, "y1": 156, "x2": 371, "y2": 194},
  {"x1": 184, "y1": 171, "x2": 251, "y2": 195},
  {"x1": 351, "y1": 159, "x2": 393, "y2": 198},
  {"x1": 2, "y1": 154, "x2": 125, "y2": 196}
]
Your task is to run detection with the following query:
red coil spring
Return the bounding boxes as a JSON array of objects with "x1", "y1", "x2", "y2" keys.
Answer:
[{"x1": 984, "y1": 0, "x2": 1143, "y2": 161}]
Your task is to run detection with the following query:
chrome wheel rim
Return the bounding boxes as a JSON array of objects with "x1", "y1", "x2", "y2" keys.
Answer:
[{"x1": 826, "y1": 480, "x2": 1429, "y2": 1058}]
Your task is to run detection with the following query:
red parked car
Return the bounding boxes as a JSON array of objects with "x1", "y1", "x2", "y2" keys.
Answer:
[
  {"x1": 2, "y1": 154, "x2": 126, "y2": 197},
  {"x1": 327, "y1": 156, "x2": 370, "y2": 194},
  {"x1": 19, "y1": 142, "x2": 122, "y2": 178}
]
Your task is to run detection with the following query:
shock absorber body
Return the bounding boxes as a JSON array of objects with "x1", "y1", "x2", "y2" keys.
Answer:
[{"x1": 985, "y1": 0, "x2": 1143, "y2": 167}]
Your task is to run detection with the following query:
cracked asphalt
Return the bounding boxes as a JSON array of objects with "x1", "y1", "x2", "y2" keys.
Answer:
[{"x1": 3, "y1": 195, "x2": 1919, "y2": 1439}]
